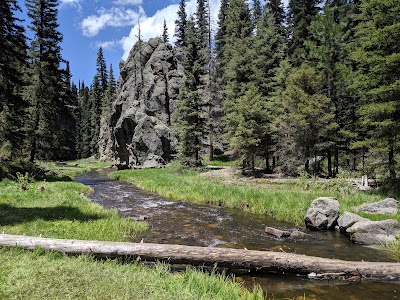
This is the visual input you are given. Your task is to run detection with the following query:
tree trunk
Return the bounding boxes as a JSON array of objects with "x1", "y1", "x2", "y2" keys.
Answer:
[
  {"x1": 327, "y1": 150, "x2": 332, "y2": 178},
  {"x1": 389, "y1": 140, "x2": 396, "y2": 181},
  {"x1": 1, "y1": 234, "x2": 399, "y2": 280},
  {"x1": 334, "y1": 146, "x2": 339, "y2": 176}
]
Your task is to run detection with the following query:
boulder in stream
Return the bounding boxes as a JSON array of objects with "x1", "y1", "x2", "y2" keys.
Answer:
[
  {"x1": 353, "y1": 198, "x2": 399, "y2": 215},
  {"x1": 264, "y1": 226, "x2": 291, "y2": 239},
  {"x1": 346, "y1": 219, "x2": 400, "y2": 245},
  {"x1": 337, "y1": 212, "x2": 369, "y2": 235},
  {"x1": 289, "y1": 230, "x2": 312, "y2": 239},
  {"x1": 304, "y1": 197, "x2": 340, "y2": 231}
]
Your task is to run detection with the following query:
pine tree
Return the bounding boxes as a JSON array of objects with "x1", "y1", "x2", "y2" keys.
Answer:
[
  {"x1": 175, "y1": 17, "x2": 206, "y2": 167},
  {"x1": 174, "y1": 0, "x2": 187, "y2": 48},
  {"x1": 352, "y1": 0, "x2": 400, "y2": 181},
  {"x1": 305, "y1": 3, "x2": 353, "y2": 176},
  {"x1": 0, "y1": 0, "x2": 28, "y2": 160},
  {"x1": 287, "y1": 0, "x2": 321, "y2": 66},
  {"x1": 252, "y1": 0, "x2": 262, "y2": 24},
  {"x1": 96, "y1": 47, "x2": 108, "y2": 96},
  {"x1": 265, "y1": 0, "x2": 286, "y2": 28},
  {"x1": 281, "y1": 65, "x2": 338, "y2": 175},
  {"x1": 89, "y1": 75, "x2": 102, "y2": 156},
  {"x1": 26, "y1": 0, "x2": 65, "y2": 161},
  {"x1": 162, "y1": 19, "x2": 169, "y2": 43}
]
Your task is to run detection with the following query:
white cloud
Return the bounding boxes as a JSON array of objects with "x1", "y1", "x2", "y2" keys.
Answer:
[
  {"x1": 59, "y1": 0, "x2": 81, "y2": 9},
  {"x1": 95, "y1": 40, "x2": 122, "y2": 51},
  {"x1": 113, "y1": 0, "x2": 143, "y2": 5},
  {"x1": 81, "y1": 7, "x2": 145, "y2": 37},
  {"x1": 120, "y1": 0, "x2": 221, "y2": 59}
]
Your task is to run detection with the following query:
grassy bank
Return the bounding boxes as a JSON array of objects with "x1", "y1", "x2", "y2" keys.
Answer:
[
  {"x1": 110, "y1": 166, "x2": 400, "y2": 257},
  {"x1": 0, "y1": 164, "x2": 263, "y2": 299},
  {"x1": 110, "y1": 167, "x2": 398, "y2": 225}
]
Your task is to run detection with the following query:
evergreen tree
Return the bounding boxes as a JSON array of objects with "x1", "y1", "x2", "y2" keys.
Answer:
[
  {"x1": 215, "y1": 0, "x2": 230, "y2": 79},
  {"x1": 89, "y1": 75, "x2": 102, "y2": 156},
  {"x1": 252, "y1": 0, "x2": 262, "y2": 24},
  {"x1": 162, "y1": 19, "x2": 169, "y2": 43},
  {"x1": 281, "y1": 65, "x2": 338, "y2": 175},
  {"x1": 102, "y1": 64, "x2": 116, "y2": 117},
  {"x1": 25, "y1": 0, "x2": 65, "y2": 161},
  {"x1": 96, "y1": 47, "x2": 108, "y2": 96},
  {"x1": 221, "y1": 0, "x2": 254, "y2": 154},
  {"x1": 174, "y1": 0, "x2": 187, "y2": 48},
  {"x1": 265, "y1": 0, "x2": 286, "y2": 28},
  {"x1": 175, "y1": 17, "x2": 206, "y2": 166},
  {"x1": 352, "y1": 0, "x2": 400, "y2": 181},
  {"x1": 305, "y1": 3, "x2": 353, "y2": 176},
  {"x1": 287, "y1": 0, "x2": 321, "y2": 66},
  {"x1": 0, "y1": 0, "x2": 28, "y2": 159}
]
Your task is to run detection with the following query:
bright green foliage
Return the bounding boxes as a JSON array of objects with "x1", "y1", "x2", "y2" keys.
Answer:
[
  {"x1": 352, "y1": 0, "x2": 400, "y2": 181},
  {"x1": 175, "y1": 18, "x2": 207, "y2": 167},
  {"x1": 230, "y1": 85, "x2": 270, "y2": 172},
  {"x1": 174, "y1": 0, "x2": 187, "y2": 48},
  {"x1": 281, "y1": 66, "x2": 338, "y2": 174},
  {"x1": 25, "y1": 0, "x2": 65, "y2": 162},
  {"x1": 0, "y1": 0, "x2": 28, "y2": 160},
  {"x1": 287, "y1": 0, "x2": 321, "y2": 66}
]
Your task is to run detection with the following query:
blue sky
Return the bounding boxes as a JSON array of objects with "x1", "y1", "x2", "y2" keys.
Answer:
[{"x1": 16, "y1": 0, "x2": 288, "y2": 85}]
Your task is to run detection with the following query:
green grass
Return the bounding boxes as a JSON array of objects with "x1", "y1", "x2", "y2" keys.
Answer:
[
  {"x1": 45, "y1": 159, "x2": 113, "y2": 178},
  {"x1": 0, "y1": 163, "x2": 264, "y2": 299},
  {"x1": 110, "y1": 166, "x2": 400, "y2": 257},
  {"x1": 0, "y1": 248, "x2": 263, "y2": 300}
]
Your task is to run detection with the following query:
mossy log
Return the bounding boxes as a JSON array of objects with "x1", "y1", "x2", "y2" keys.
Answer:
[{"x1": 1, "y1": 234, "x2": 399, "y2": 280}]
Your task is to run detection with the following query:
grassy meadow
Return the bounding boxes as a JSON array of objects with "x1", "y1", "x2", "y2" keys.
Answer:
[{"x1": 0, "y1": 162, "x2": 263, "y2": 299}]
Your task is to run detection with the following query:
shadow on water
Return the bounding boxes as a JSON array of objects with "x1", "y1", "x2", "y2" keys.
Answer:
[{"x1": 76, "y1": 169, "x2": 400, "y2": 300}]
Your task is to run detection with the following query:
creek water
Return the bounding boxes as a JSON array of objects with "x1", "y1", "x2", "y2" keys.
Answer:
[{"x1": 76, "y1": 168, "x2": 400, "y2": 299}]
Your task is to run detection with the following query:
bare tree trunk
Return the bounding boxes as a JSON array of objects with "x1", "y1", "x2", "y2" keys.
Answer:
[{"x1": 1, "y1": 234, "x2": 399, "y2": 280}]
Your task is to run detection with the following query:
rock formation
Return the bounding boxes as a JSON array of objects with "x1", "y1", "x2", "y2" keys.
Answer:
[
  {"x1": 304, "y1": 197, "x2": 340, "y2": 230},
  {"x1": 99, "y1": 38, "x2": 184, "y2": 168}
]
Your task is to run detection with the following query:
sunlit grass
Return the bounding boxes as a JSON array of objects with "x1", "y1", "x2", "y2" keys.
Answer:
[
  {"x1": 0, "y1": 248, "x2": 263, "y2": 300},
  {"x1": 44, "y1": 159, "x2": 113, "y2": 178}
]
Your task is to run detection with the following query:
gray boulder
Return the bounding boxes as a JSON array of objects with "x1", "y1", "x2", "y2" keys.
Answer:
[
  {"x1": 264, "y1": 226, "x2": 291, "y2": 239},
  {"x1": 346, "y1": 219, "x2": 400, "y2": 245},
  {"x1": 99, "y1": 37, "x2": 183, "y2": 168},
  {"x1": 354, "y1": 198, "x2": 399, "y2": 215},
  {"x1": 337, "y1": 212, "x2": 369, "y2": 235},
  {"x1": 304, "y1": 197, "x2": 340, "y2": 230},
  {"x1": 289, "y1": 230, "x2": 312, "y2": 239}
]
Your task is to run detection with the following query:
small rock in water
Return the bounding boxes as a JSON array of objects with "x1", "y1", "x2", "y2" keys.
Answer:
[{"x1": 264, "y1": 226, "x2": 291, "y2": 239}]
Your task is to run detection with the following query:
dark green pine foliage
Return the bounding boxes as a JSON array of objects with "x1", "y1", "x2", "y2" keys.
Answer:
[
  {"x1": 162, "y1": 19, "x2": 169, "y2": 43},
  {"x1": 174, "y1": 0, "x2": 187, "y2": 48},
  {"x1": 215, "y1": 0, "x2": 229, "y2": 79},
  {"x1": 251, "y1": 8, "x2": 286, "y2": 171},
  {"x1": 352, "y1": 0, "x2": 400, "y2": 181},
  {"x1": 76, "y1": 81, "x2": 91, "y2": 158},
  {"x1": 287, "y1": 0, "x2": 321, "y2": 66},
  {"x1": 252, "y1": 0, "x2": 262, "y2": 24},
  {"x1": 89, "y1": 75, "x2": 102, "y2": 156},
  {"x1": 221, "y1": 0, "x2": 254, "y2": 154},
  {"x1": 96, "y1": 47, "x2": 108, "y2": 96},
  {"x1": 175, "y1": 17, "x2": 207, "y2": 167},
  {"x1": 0, "y1": 0, "x2": 28, "y2": 160},
  {"x1": 26, "y1": 0, "x2": 65, "y2": 161},
  {"x1": 58, "y1": 61, "x2": 78, "y2": 159},
  {"x1": 265, "y1": 0, "x2": 286, "y2": 28},
  {"x1": 305, "y1": 3, "x2": 354, "y2": 176},
  {"x1": 101, "y1": 64, "x2": 116, "y2": 117}
]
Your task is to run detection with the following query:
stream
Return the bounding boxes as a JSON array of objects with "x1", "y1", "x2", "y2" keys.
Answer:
[{"x1": 76, "y1": 168, "x2": 400, "y2": 299}]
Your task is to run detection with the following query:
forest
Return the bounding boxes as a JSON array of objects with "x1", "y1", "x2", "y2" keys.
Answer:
[{"x1": 0, "y1": 0, "x2": 399, "y2": 183}]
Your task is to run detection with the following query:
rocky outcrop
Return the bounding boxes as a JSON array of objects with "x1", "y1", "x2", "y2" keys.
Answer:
[
  {"x1": 99, "y1": 38, "x2": 184, "y2": 168},
  {"x1": 304, "y1": 197, "x2": 340, "y2": 230},
  {"x1": 354, "y1": 198, "x2": 399, "y2": 215}
]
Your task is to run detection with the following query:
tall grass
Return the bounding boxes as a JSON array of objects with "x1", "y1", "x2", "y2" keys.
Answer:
[
  {"x1": 0, "y1": 248, "x2": 263, "y2": 300},
  {"x1": 110, "y1": 167, "x2": 396, "y2": 225}
]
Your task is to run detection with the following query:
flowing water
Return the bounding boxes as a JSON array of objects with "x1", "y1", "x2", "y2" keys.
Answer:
[{"x1": 76, "y1": 168, "x2": 400, "y2": 299}]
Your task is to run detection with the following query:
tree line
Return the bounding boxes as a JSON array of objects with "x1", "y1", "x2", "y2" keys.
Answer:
[
  {"x1": 174, "y1": 0, "x2": 399, "y2": 181},
  {"x1": 0, "y1": 0, "x2": 115, "y2": 163},
  {"x1": 1, "y1": 0, "x2": 399, "y2": 182}
]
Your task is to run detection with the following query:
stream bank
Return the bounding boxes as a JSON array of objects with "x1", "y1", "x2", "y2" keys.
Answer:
[{"x1": 76, "y1": 168, "x2": 400, "y2": 299}]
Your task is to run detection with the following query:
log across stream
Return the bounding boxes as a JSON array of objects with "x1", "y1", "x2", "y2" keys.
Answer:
[{"x1": 1, "y1": 234, "x2": 399, "y2": 280}]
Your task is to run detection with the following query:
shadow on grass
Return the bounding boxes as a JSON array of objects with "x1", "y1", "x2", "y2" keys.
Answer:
[{"x1": 0, "y1": 204, "x2": 102, "y2": 226}]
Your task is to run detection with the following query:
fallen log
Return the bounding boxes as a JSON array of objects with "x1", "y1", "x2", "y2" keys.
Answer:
[{"x1": 1, "y1": 234, "x2": 399, "y2": 280}]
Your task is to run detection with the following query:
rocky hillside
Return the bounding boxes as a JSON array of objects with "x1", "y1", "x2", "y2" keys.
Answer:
[{"x1": 99, "y1": 38, "x2": 184, "y2": 168}]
